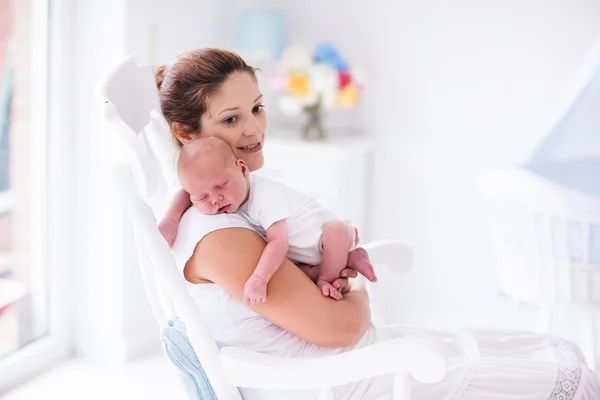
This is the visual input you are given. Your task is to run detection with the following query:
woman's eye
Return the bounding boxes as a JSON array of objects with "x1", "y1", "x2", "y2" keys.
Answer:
[
  {"x1": 223, "y1": 116, "x2": 237, "y2": 124},
  {"x1": 252, "y1": 104, "x2": 265, "y2": 113}
]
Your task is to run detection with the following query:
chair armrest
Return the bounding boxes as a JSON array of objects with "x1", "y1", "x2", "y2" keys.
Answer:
[{"x1": 220, "y1": 336, "x2": 446, "y2": 391}]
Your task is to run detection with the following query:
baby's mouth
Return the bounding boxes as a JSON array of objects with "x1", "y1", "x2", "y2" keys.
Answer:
[{"x1": 218, "y1": 205, "x2": 231, "y2": 213}]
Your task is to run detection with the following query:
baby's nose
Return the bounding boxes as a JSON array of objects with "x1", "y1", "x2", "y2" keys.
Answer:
[{"x1": 212, "y1": 194, "x2": 224, "y2": 205}]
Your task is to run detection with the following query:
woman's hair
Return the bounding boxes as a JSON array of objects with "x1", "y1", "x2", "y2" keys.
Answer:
[{"x1": 154, "y1": 48, "x2": 256, "y2": 147}]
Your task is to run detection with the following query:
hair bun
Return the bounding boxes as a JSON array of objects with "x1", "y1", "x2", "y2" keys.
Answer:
[{"x1": 154, "y1": 64, "x2": 168, "y2": 89}]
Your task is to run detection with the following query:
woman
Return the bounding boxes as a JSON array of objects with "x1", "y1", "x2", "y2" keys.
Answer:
[{"x1": 157, "y1": 48, "x2": 600, "y2": 399}]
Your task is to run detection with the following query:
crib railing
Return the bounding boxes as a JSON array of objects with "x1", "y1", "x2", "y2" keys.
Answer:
[
  {"x1": 477, "y1": 166, "x2": 600, "y2": 307},
  {"x1": 477, "y1": 166, "x2": 600, "y2": 370}
]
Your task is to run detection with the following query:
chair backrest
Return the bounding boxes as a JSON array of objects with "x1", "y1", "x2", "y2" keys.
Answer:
[
  {"x1": 100, "y1": 56, "x2": 178, "y2": 219},
  {"x1": 98, "y1": 56, "x2": 243, "y2": 400}
]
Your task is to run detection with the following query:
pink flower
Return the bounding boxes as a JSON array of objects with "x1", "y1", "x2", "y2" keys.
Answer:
[
  {"x1": 338, "y1": 70, "x2": 352, "y2": 88},
  {"x1": 269, "y1": 65, "x2": 287, "y2": 92}
]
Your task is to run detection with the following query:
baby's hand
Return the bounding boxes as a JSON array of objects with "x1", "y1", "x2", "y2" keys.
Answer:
[
  {"x1": 243, "y1": 275, "x2": 268, "y2": 304},
  {"x1": 157, "y1": 218, "x2": 178, "y2": 248}
]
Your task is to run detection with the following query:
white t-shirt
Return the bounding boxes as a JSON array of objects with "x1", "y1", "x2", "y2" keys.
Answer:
[
  {"x1": 237, "y1": 174, "x2": 338, "y2": 265},
  {"x1": 170, "y1": 209, "x2": 388, "y2": 399}
]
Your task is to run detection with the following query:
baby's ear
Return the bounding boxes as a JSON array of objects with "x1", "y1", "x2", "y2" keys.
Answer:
[{"x1": 236, "y1": 159, "x2": 249, "y2": 177}]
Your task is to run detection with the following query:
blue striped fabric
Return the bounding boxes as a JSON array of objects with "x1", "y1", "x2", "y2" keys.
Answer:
[{"x1": 161, "y1": 318, "x2": 218, "y2": 400}]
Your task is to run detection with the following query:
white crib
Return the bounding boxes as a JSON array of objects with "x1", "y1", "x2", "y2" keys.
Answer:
[
  {"x1": 477, "y1": 166, "x2": 600, "y2": 308},
  {"x1": 476, "y1": 35, "x2": 600, "y2": 371}
]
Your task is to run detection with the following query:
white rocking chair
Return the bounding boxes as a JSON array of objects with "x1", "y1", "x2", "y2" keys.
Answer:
[{"x1": 98, "y1": 55, "x2": 447, "y2": 400}]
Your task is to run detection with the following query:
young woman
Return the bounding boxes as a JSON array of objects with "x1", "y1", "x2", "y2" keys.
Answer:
[{"x1": 156, "y1": 48, "x2": 600, "y2": 399}]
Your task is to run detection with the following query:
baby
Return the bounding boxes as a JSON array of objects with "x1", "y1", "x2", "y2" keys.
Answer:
[{"x1": 160, "y1": 137, "x2": 376, "y2": 304}]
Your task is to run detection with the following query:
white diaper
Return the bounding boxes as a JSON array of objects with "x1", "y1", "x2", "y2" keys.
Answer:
[{"x1": 286, "y1": 199, "x2": 356, "y2": 266}]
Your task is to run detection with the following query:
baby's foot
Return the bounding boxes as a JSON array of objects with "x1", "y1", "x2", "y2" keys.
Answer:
[
  {"x1": 348, "y1": 247, "x2": 377, "y2": 282},
  {"x1": 243, "y1": 275, "x2": 268, "y2": 304},
  {"x1": 317, "y1": 279, "x2": 343, "y2": 300}
]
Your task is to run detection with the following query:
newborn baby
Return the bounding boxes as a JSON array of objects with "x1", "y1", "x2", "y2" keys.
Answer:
[{"x1": 163, "y1": 137, "x2": 376, "y2": 303}]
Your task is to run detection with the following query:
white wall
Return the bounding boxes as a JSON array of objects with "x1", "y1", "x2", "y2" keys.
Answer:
[
  {"x1": 125, "y1": 0, "x2": 233, "y2": 66},
  {"x1": 235, "y1": 0, "x2": 600, "y2": 327}
]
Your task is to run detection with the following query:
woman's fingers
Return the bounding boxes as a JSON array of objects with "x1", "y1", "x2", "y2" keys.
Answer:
[
  {"x1": 331, "y1": 277, "x2": 352, "y2": 294},
  {"x1": 340, "y1": 267, "x2": 358, "y2": 279}
]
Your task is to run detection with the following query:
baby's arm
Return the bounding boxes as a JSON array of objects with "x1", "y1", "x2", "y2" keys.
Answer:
[
  {"x1": 157, "y1": 188, "x2": 192, "y2": 247},
  {"x1": 242, "y1": 219, "x2": 289, "y2": 304}
]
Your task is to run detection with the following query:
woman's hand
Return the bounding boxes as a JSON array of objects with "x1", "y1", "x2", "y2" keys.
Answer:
[
  {"x1": 332, "y1": 268, "x2": 359, "y2": 295},
  {"x1": 297, "y1": 264, "x2": 358, "y2": 295}
]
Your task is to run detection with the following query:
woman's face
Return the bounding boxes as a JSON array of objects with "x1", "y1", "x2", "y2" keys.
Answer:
[{"x1": 200, "y1": 71, "x2": 267, "y2": 172}]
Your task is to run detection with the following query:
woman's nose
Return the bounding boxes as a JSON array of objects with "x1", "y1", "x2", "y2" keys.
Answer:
[{"x1": 243, "y1": 117, "x2": 262, "y2": 137}]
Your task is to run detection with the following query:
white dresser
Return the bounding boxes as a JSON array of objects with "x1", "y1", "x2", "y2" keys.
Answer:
[{"x1": 257, "y1": 135, "x2": 374, "y2": 242}]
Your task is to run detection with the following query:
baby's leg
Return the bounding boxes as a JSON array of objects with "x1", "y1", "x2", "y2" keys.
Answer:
[
  {"x1": 317, "y1": 221, "x2": 354, "y2": 300},
  {"x1": 297, "y1": 263, "x2": 320, "y2": 283}
]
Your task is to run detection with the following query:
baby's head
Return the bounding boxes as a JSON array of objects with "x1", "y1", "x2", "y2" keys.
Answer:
[{"x1": 177, "y1": 136, "x2": 250, "y2": 215}]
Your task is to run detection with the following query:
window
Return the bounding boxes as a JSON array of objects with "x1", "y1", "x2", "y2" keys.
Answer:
[{"x1": 0, "y1": 0, "x2": 71, "y2": 391}]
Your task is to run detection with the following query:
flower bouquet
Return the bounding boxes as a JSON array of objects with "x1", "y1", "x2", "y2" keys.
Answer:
[{"x1": 269, "y1": 43, "x2": 364, "y2": 140}]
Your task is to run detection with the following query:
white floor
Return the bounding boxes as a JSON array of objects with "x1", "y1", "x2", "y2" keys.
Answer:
[{"x1": 2, "y1": 352, "x2": 187, "y2": 400}]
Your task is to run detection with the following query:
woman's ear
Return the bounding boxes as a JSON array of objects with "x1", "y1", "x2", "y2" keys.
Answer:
[
  {"x1": 172, "y1": 122, "x2": 195, "y2": 145},
  {"x1": 237, "y1": 159, "x2": 249, "y2": 177}
]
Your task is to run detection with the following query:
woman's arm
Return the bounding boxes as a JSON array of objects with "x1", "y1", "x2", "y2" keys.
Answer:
[{"x1": 184, "y1": 227, "x2": 372, "y2": 348}]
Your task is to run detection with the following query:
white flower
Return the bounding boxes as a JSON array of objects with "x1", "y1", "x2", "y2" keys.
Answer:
[
  {"x1": 280, "y1": 47, "x2": 313, "y2": 72},
  {"x1": 278, "y1": 96, "x2": 303, "y2": 116},
  {"x1": 309, "y1": 64, "x2": 338, "y2": 94}
]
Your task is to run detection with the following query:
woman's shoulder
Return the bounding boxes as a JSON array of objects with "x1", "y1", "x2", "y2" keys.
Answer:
[{"x1": 171, "y1": 208, "x2": 256, "y2": 272}]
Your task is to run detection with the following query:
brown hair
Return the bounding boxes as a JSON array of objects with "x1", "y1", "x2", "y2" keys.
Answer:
[{"x1": 155, "y1": 48, "x2": 256, "y2": 147}]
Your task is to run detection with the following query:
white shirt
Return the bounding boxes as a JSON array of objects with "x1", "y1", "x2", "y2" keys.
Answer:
[
  {"x1": 237, "y1": 175, "x2": 338, "y2": 265},
  {"x1": 237, "y1": 174, "x2": 312, "y2": 232}
]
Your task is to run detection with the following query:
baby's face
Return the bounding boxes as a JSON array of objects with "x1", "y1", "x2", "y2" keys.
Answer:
[{"x1": 182, "y1": 160, "x2": 249, "y2": 215}]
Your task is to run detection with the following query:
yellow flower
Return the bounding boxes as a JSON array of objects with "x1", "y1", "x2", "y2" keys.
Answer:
[
  {"x1": 287, "y1": 72, "x2": 311, "y2": 98},
  {"x1": 337, "y1": 85, "x2": 359, "y2": 107}
]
